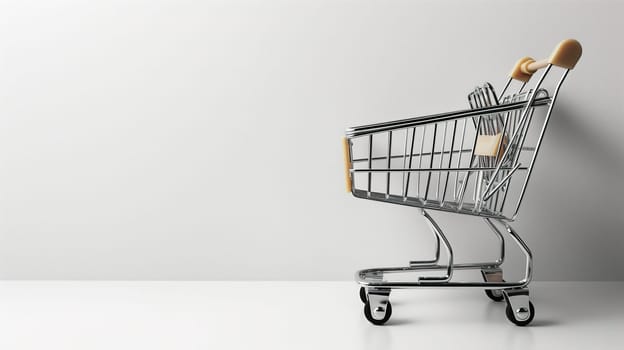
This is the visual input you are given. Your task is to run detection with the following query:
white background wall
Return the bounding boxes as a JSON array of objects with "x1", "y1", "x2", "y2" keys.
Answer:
[{"x1": 0, "y1": 0, "x2": 622, "y2": 280}]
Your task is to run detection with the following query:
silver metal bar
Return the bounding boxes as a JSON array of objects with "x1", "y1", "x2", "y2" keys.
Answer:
[
  {"x1": 409, "y1": 220, "x2": 441, "y2": 266},
  {"x1": 346, "y1": 97, "x2": 551, "y2": 137},
  {"x1": 419, "y1": 210, "x2": 453, "y2": 282},
  {"x1": 357, "y1": 279, "x2": 526, "y2": 289},
  {"x1": 436, "y1": 122, "x2": 448, "y2": 200},
  {"x1": 475, "y1": 169, "x2": 484, "y2": 211},
  {"x1": 483, "y1": 162, "x2": 521, "y2": 201},
  {"x1": 481, "y1": 66, "x2": 552, "y2": 197},
  {"x1": 352, "y1": 148, "x2": 474, "y2": 163},
  {"x1": 468, "y1": 94, "x2": 478, "y2": 128},
  {"x1": 509, "y1": 100, "x2": 532, "y2": 145},
  {"x1": 500, "y1": 107, "x2": 537, "y2": 212},
  {"x1": 441, "y1": 120, "x2": 458, "y2": 204},
  {"x1": 457, "y1": 115, "x2": 482, "y2": 208},
  {"x1": 472, "y1": 120, "x2": 484, "y2": 204},
  {"x1": 495, "y1": 93, "x2": 527, "y2": 210},
  {"x1": 491, "y1": 110, "x2": 510, "y2": 212},
  {"x1": 386, "y1": 131, "x2": 393, "y2": 197},
  {"x1": 500, "y1": 219, "x2": 533, "y2": 286},
  {"x1": 401, "y1": 128, "x2": 409, "y2": 196},
  {"x1": 355, "y1": 218, "x2": 532, "y2": 289},
  {"x1": 454, "y1": 118, "x2": 468, "y2": 200},
  {"x1": 366, "y1": 134, "x2": 373, "y2": 194},
  {"x1": 492, "y1": 174, "x2": 502, "y2": 213},
  {"x1": 483, "y1": 83, "x2": 495, "y2": 106},
  {"x1": 484, "y1": 218, "x2": 505, "y2": 266},
  {"x1": 513, "y1": 68, "x2": 569, "y2": 219},
  {"x1": 497, "y1": 78, "x2": 512, "y2": 101},
  {"x1": 424, "y1": 124, "x2": 437, "y2": 202},
  {"x1": 351, "y1": 166, "x2": 527, "y2": 173},
  {"x1": 387, "y1": 261, "x2": 506, "y2": 272},
  {"x1": 416, "y1": 126, "x2": 426, "y2": 197},
  {"x1": 359, "y1": 281, "x2": 526, "y2": 289},
  {"x1": 519, "y1": 82, "x2": 526, "y2": 93},
  {"x1": 403, "y1": 127, "x2": 417, "y2": 198},
  {"x1": 351, "y1": 189, "x2": 508, "y2": 220}
]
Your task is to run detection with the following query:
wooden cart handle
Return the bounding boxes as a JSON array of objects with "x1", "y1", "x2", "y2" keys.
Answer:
[
  {"x1": 509, "y1": 39, "x2": 582, "y2": 82},
  {"x1": 342, "y1": 137, "x2": 352, "y2": 192}
]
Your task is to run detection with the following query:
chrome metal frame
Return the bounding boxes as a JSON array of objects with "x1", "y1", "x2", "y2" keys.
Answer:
[
  {"x1": 356, "y1": 210, "x2": 532, "y2": 290},
  {"x1": 345, "y1": 65, "x2": 571, "y2": 325}
]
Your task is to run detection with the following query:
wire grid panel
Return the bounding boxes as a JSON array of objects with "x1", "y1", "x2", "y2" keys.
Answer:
[{"x1": 347, "y1": 87, "x2": 550, "y2": 220}]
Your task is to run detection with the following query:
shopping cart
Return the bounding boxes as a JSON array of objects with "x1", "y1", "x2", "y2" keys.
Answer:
[{"x1": 342, "y1": 39, "x2": 582, "y2": 326}]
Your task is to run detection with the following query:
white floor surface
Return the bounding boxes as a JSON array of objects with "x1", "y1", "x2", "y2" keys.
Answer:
[{"x1": 0, "y1": 281, "x2": 622, "y2": 349}]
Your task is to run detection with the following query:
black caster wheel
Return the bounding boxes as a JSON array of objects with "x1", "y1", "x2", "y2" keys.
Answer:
[
  {"x1": 485, "y1": 288, "x2": 505, "y2": 302},
  {"x1": 359, "y1": 287, "x2": 367, "y2": 303},
  {"x1": 364, "y1": 300, "x2": 392, "y2": 326},
  {"x1": 506, "y1": 301, "x2": 535, "y2": 326}
]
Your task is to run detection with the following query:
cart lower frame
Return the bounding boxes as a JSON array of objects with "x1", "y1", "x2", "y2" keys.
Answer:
[{"x1": 357, "y1": 209, "x2": 534, "y2": 326}]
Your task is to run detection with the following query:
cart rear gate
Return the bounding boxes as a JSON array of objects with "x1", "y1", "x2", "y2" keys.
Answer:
[{"x1": 343, "y1": 39, "x2": 582, "y2": 326}]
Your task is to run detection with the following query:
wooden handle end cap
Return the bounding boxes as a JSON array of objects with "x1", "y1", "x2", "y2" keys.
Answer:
[
  {"x1": 510, "y1": 57, "x2": 535, "y2": 82},
  {"x1": 549, "y1": 39, "x2": 582, "y2": 70}
]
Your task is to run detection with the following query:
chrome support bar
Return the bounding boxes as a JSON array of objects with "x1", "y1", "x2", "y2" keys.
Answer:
[{"x1": 419, "y1": 210, "x2": 453, "y2": 282}]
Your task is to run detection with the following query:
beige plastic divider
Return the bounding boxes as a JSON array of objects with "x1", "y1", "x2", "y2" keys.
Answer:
[
  {"x1": 475, "y1": 133, "x2": 507, "y2": 158},
  {"x1": 510, "y1": 57, "x2": 536, "y2": 83}
]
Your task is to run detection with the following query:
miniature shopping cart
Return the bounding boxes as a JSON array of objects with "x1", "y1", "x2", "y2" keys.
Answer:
[{"x1": 342, "y1": 39, "x2": 582, "y2": 326}]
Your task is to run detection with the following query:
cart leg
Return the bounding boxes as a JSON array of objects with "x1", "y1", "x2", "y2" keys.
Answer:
[
  {"x1": 409, "y1": 225, "x2": 441, "y2": 266},
  {"x1": 498, "y1": 219, "x2": 533, "y2": 285},
  {"x1": 481, "y1": 218, "x2": 506, "y2": 303},
  {"x1": 419, "y1": 210, "x2": 454, "y2": 282},
  {"x1": 503, "y1": 288, "x2": 535, "y2": 326},
  {"x1": 484, "y1": 218, "x2": 505, "y2": 266}
]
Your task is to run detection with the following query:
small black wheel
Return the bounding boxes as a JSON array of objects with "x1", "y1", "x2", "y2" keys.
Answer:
[
  {"x1": 359, "y1": 287, "x2": 367, "y2": 303},
  {"x1": 364, "y1": 300, "x2": 392, "y2": 325},
  {"x1": 485, "y1": 289, "x2": 505, "y2": 302},
  {"x1": 505, "y1": 301, "x2": 535, "y2": 326}
]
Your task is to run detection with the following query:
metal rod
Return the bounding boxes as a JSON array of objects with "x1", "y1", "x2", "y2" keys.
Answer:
[
  {"x1": 367, "y1": 134, "x2": 373, "y2": 194},
  {"x1": 424, "y1": 124, "x2": 437, "y2": 202},
  {"x1": 417, "y1": 126, "x2": 426, "y2": 197},
  {"x1": 436, "y1": 122, "x2": 448, "y2": 200},
  {"x1": 410, "y1": 216, "x2": 441, "y2": 266},
  {"x1": 497, "y1": 78, "x2": 512, "y2": 101},
  {"x1": 501, "y1": 219, "x2": 533, "y2": 286},
  {"x1": 351, "y1": 166, "x2": 528, "y2": 173},
  {"x1": 441, "y1": 120, "x2": 458, "y2": 204},
  {"x1": 401, "y1": 128, "x2": 409, "y2": 196},
  {"x1": 501, "y1": 108, "x2": 536, "y2": 212},
  {"x1": 351, "y1": 148, "x2": 475, "y2": 163},
  {"x1": 346, "y1": 97, "x2": 551, "y2": 137},
  {"x1": 454, "y1": 118, "x2": 468, "y2": 199},
  {"x1": 386, "y1": 131, "x2": 393, "y2": 197},
  {"x1": 483, "y1": 163, "x2": 522, "y2": 201},
  {"x1": 403, "y1": 127, "x2": 417, "y2": 198},
  {"x1": 513, "y1": 68, "x2": 569, "y2": 219},
  {"x1": 481, "y1": 66, "x2": 552, "y2": 197},
  {"x1": 484, "y1": 218, "x2": 505, "y2": 266},
  {"x1": 420, "y1": 210, "x2": 453, "y2": 282}
]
